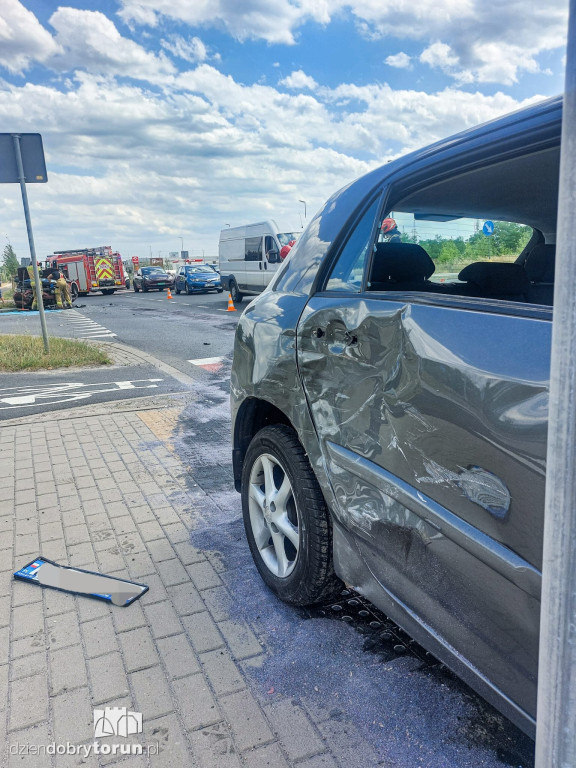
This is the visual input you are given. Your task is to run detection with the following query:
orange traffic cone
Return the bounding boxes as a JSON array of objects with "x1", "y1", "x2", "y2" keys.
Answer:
[
  {"x1": 226, "y1": 292, "x2": 236, "y2": 312},
  {"x1": 167, "y1": 287, "x2": 173, "y2": 299}
]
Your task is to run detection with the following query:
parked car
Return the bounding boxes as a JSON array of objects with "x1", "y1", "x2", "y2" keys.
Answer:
[
  {"x1": 175, "y1": 264, "x2": 223, "y2": 294},
  {"x1": 230, "y1": 95, "x2": 562, "y2": 739},
  {"x1": 133, "y1": 266, "x2": 173, "y2": 292}
]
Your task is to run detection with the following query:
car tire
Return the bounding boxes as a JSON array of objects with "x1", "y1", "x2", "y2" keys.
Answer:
[
  {"x1": 176, "y1": 288, "x2": 181, "y2": 294},
  {"x1": 134, "y1": 285, "x2": 140, "y2": 292},
  {"x1": 216, "y1": 288, "x2": 223, "y2": 293},
  {"x1": 143, "y1": 286, "x2": 149, "y2": 292},
  {"x1": 101, "y1": 289, "x2": 115, "y2": 295},
  {"x1": 230, "y1": 280, "x2": 243, "y2": 304},
  {"x1": 185, "y1": 284, "x2": 191, "y2": 295},
  {"x1": 241, "y1": 424, "x2": 342, "y2": 606},
  {"x1": 70, "y1": 284, "x2": 79, "y2": 300}
]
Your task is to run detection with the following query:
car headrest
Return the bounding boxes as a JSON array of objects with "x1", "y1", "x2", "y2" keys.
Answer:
[
  {"x1": 458, "y1": 262, "x2": 530, "y2": 296},
  {"x1": 371, "y1": 243, "x2": 435, "y2": 283},
  {"x1": 523, "y1": 244, "x2": 555, "y2": 283}
]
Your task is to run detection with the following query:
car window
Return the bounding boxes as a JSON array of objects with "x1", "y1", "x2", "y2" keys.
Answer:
[
  {"x1": 365, "y1": 211, "x2": 541, "y2": 304},
  {"x1": 325, "y1": 197, "x2": 380, "y2": 292},
  {"x1": 245, "y1": 237, "x2": 262, "y2": 261}
]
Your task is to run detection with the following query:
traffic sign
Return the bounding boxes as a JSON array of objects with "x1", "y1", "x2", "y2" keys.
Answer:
[
  {"x1": 482, "y1": 220, "x2": 495, "y2": 236},
  {"x1": 131, "y1": 256, "x2": 139, "y2": 264}
]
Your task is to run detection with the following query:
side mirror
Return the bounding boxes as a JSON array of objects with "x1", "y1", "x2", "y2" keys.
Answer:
[{"x1": 268, "y1": 249, "x2": 279, "y2": 263}]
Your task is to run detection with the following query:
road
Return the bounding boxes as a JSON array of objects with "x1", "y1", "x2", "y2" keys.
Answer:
[
  {"x1": 0, "y1": 289, "x2": 535, "y2": 765},
  {"x1": 0, "y1": 288, "x2": 239, "y2": 378},
  {"x1": 0, "y1": 289, "x2": 240, "y2": 417}
]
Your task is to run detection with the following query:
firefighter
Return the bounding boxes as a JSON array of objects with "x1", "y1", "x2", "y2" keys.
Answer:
[
  {"x1": 51, "y1": 269, "x2": 72, "y2": 308},
  {"x1": 379, "y1": 217, "x2": 402, "y2": 243},
  {"x1": 45, "y1": 269, "x2": 63, "y2": 309},
  {"x1": 26, "y1": 264, "x2": 39, "y2": 310}
]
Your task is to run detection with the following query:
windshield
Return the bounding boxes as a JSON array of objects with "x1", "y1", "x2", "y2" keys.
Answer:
[
  {"x1": 185, "y1": 265, "x2": 215, "y2": 273},
  {"x1": 277, "y1": 232, "x2": 299, "y2": 246},
  {"x1": 142, "y1": 267, "x2": 165, "y2": 274}
]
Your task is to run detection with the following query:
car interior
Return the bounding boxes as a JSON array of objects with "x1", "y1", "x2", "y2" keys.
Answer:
[{"x1": 365, "y1": 145, "x2": 560, "y2": 306}]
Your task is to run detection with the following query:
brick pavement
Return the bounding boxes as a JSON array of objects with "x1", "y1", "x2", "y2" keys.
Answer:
[{"x1": 0, "y1": 398, "x2": 358, "y2": 768}]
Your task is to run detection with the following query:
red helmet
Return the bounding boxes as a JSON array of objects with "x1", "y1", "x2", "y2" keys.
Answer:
[{"x1": 381, "y1": 217, "x2": 397, "y2": 234}]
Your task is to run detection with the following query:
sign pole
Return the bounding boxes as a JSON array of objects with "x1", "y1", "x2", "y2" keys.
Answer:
[
  {"x1": 535, "y1": 0, "x2": 576, "y2": 763},
  {"x1": 12, "y1": 134, "x2": 50, "y2": 354}
]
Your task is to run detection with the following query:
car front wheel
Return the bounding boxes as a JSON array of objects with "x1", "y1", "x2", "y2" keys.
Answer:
[{"x1": 241, "y1": 425, "x2": 342, "y2": 606}]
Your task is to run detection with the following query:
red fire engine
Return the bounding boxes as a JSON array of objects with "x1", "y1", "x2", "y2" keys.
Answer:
[{"x1": 46, "y1": 246, "x2": 127, "y2": 299}]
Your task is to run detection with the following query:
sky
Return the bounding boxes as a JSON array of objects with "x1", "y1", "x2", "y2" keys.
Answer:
[{"x1": 0, "y1": 0, "x2": 569, "y2": 263}]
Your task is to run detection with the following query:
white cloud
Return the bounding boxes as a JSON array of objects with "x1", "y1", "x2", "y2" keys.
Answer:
[
  {"x1": 420, "y1": 43, "x2": 459, "y2": 71},
  {"x1": 419, "y1": 39, "x2": 548, "y2": 86},
  {"x1": 279, "y1": 70, "x2": 318, "y2": 90},
  {"x1": 118, "y1": 0, "x2": 330, "y2": 45},
  {"x1": 118, "y1": 0, "x2": 567, "y2": 86},
  {"x1": 161, "y1": 35, "x2": 209, "y2": 64},
  {"x1": 48, "y1": 8, "x2": 175, "y2": 82},
  {"x1": 385, "y1": 52, "x2": 412, "y2": 69},
  {"x1": 0, "y1": 0, "x2": 61, "y2": 74}
]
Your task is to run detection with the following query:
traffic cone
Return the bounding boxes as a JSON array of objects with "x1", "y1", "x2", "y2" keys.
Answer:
[
  {"x1": 226, "y1": 292, "x2": 236, "y2": 312},
  {"x1": 167, "y1": 287, "x2": 173, "y2": 299}
]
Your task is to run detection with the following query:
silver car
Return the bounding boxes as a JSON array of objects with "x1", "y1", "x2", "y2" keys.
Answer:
[{"x1": 230, "y1": 96, "x2": 561, "y2": 738}]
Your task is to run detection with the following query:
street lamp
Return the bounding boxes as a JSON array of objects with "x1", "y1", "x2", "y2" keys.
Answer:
[{"x1": 299, "y1": 199, "x2": 307, "y2": 220}]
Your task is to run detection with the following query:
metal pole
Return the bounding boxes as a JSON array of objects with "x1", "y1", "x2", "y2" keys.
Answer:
[
  {"x1": 12, "y1": 134, "x2": 49, "y2": 354},
  {"x1": 535, "y1": 1, "x2": 576, "y2": 764}
]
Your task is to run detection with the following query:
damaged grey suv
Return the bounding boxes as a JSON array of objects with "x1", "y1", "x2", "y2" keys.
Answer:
[{"x1": 230, "y1": 96, "x2": 561, "y2": 738}]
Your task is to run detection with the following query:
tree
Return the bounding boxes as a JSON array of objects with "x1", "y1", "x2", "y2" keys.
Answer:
[
  {"x1": 1, "y1": 244, "x2": 19, "y2": 281},
  {"x1": 437, "y1": 240, "x2": 461, "y2": 265},
  {"x1": 492, "y1": 221, "x2": 532, "y2": 255}
]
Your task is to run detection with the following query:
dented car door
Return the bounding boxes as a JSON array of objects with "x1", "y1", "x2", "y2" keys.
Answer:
[{"x1": 297, "y1": 294, "x2": 550, "y2": 719}]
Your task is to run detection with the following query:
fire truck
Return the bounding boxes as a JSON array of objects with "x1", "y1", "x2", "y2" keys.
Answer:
[{"x1": 46, "y1": 246, "x2": 127, "y2": 299}]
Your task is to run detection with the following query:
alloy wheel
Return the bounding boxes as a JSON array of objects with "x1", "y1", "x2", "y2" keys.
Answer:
[{"x1": 247, "y1": 453, "x2": 300, "y2": 578}]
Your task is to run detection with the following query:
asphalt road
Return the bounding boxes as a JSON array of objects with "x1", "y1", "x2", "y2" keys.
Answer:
[{"x1": 0, "y1": 288, "x2": 240, "y2": 379}]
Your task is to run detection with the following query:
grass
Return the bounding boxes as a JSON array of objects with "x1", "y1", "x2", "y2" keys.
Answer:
[{"x1": 0, "y1": 334, "x2": 112, "y2": 372}]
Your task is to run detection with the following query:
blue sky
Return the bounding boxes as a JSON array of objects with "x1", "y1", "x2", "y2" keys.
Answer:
[{"x1": 0, "y1": 0, "x2": 569, "y2": 262}]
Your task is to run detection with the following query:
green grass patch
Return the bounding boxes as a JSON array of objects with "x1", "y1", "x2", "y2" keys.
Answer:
[{"x1": 0, "y1": 334, "x2": 112, "y2": 372}]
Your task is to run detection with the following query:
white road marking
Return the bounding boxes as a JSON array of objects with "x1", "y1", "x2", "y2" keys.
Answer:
[
  {"x1": 61, "y1": 310, "x2": 117, "y2": 338},
  {"x1": 0, "y1": 379, "x2": 163, "y2": 409},
  {"x1": 188, "y1": 357, "x2": 224, "y2": 366}
]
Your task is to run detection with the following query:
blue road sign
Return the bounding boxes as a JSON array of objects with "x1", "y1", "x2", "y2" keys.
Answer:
[{"x1": 482, "y1": 220, "x2": 495, "y2": 236}]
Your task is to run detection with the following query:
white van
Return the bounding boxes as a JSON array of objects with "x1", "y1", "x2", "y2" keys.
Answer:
[{"x1": 219, "y1": 220, "x2": 299, "y2": 302}]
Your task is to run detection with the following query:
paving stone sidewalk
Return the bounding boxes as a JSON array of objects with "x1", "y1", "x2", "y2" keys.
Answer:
[{"x1": 0, "y1": 400, "x2": 348, "y2": 768}]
